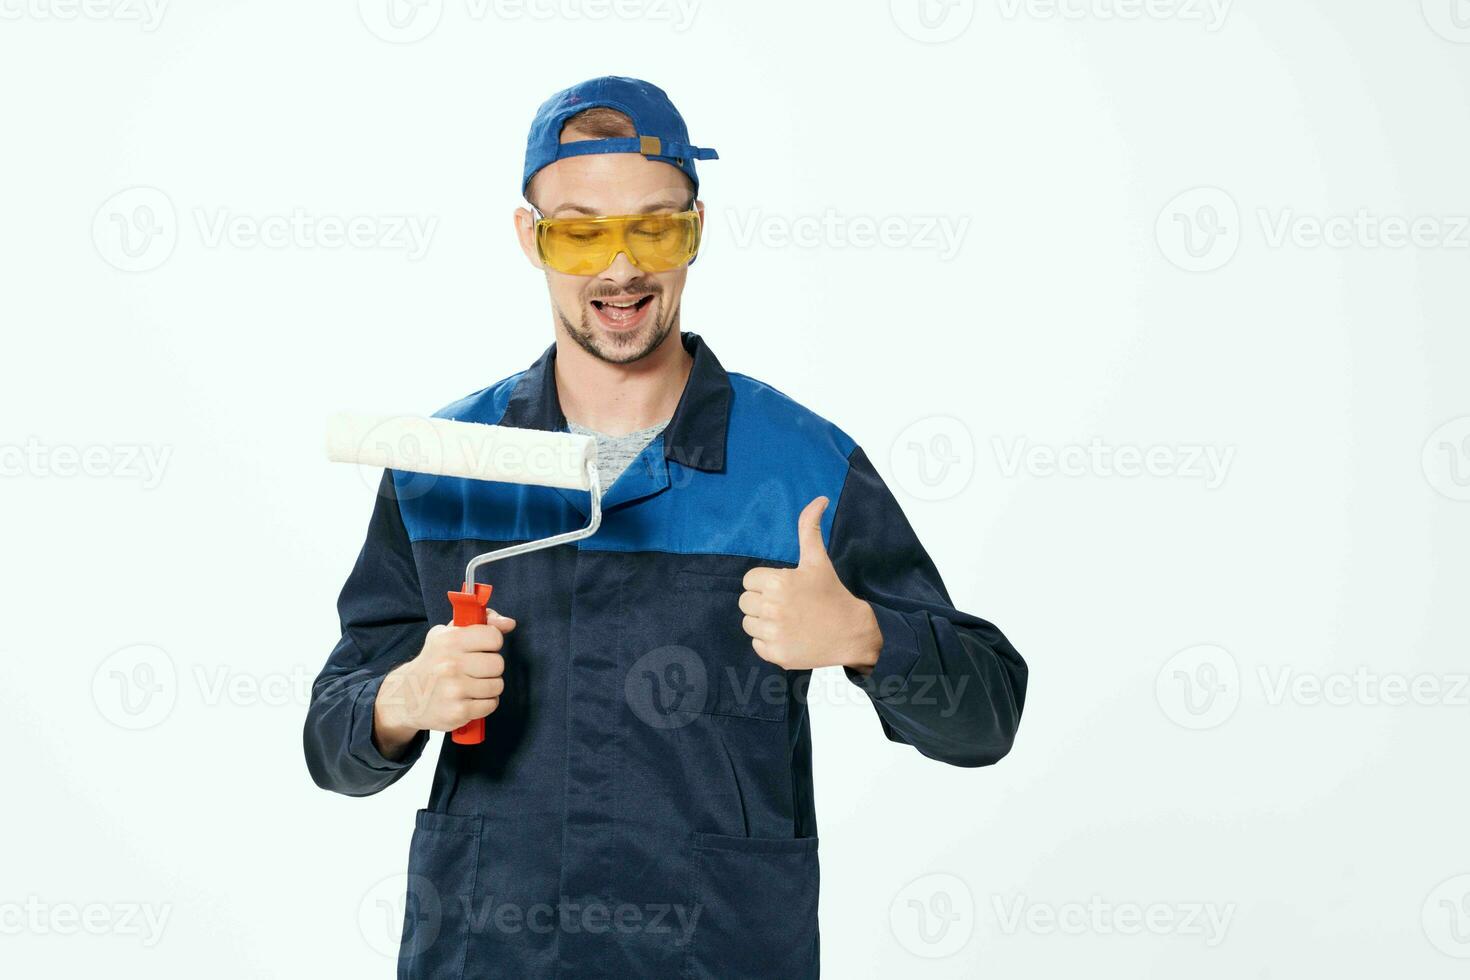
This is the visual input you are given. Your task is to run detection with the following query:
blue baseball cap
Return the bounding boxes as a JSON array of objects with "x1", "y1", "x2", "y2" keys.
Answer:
[{"x1": 522, "y1": 76, "x2": 718, "y2": 200}]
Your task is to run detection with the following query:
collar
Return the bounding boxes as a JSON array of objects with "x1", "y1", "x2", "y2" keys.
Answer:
[{"x1": 500, "y1": 330, "x2": 730, "y2": 473}]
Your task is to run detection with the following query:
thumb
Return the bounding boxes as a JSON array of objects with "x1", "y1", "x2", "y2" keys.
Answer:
[
  {"x1": 796, "y1": 496, "x2": 831, "y2": 568},
  {"x1": 488, "y1": 609, "x2": 517, "y2": 632}
]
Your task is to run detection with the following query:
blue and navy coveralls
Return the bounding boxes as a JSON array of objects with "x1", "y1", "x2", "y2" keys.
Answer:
[{"x1": 304, "y1": 331, "x2": 1027, "y2": 979}]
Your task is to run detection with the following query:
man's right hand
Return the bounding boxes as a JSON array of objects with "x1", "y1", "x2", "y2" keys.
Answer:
[{"x1": 372, "y1": 612, "x2": 517, "y2": 759}]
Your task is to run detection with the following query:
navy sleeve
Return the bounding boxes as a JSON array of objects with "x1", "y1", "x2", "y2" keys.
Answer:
[
  {"x1": 827, "y1": 446, "x2": 1028, "y2": 768},
  {"x1": 303, "y1": 471, "x2": 432, "y2": 796}
]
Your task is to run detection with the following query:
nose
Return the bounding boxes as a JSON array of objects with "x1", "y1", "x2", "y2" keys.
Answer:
[{"x1": 598, "y1": 249, "x2": 643, "y2": 285}]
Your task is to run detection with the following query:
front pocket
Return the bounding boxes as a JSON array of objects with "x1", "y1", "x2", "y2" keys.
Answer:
[
  {"x1": 398, "y1": 809, "x2": 482, "y2": 980},
  {"x1": 684, "y1": 833, "x2": 820, "y2": 979},
  {"x1": 674, "y1": 570, "x2": 788, "y2": 722}
]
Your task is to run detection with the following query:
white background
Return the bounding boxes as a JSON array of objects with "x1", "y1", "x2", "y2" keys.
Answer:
[{"x1": 2, "y1": 1, "x2": 1468, "y2": 977}]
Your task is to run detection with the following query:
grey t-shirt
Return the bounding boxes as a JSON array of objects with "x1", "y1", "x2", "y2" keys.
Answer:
[{"x1": 567, "y1": 417, "x2": 671, "y2": 495}]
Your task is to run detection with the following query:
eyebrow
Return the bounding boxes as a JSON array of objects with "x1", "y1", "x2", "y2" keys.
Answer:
[{"x1": 547, "y1": 199, "x2": 688, "y2": 217}]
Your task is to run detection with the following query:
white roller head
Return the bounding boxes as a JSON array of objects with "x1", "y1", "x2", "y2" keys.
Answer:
[{"x1": 326, "y1": 412, "x2": 596, "y2": 491}]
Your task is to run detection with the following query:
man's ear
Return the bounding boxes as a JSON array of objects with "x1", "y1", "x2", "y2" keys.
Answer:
[{"x1": 514, "y1": 206, "x2": 544, "y2": 269}]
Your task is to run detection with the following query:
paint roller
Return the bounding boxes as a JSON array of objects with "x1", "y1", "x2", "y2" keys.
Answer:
[{"x1": 326, "y1": 412, "x2": 602, "y2": 745}]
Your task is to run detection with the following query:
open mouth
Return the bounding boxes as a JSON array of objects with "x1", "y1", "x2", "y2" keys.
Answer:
[{"x1": 590, "y1": 294, "x2": 655, "y2": 331}]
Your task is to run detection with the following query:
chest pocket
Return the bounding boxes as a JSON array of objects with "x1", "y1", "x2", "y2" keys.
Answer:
[{"x1": 671, "y1": 568, "x2": 789, "y2": 722}]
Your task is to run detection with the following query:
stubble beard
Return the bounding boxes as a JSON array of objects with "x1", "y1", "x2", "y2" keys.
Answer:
[{"x1": 557, "y1": 291, "x2": 681, "y2": 366}]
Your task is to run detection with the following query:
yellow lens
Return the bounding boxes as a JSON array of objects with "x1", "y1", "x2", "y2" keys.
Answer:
[
  {"x1": 537, "y1": 218, "x2": 608, "y2": 276},
  {"x1": 626, "y1": 213, "x2": 700, "y2": 272},
  {"x1": 537, "y1": 211, "x2": 700, "y2": 275}
]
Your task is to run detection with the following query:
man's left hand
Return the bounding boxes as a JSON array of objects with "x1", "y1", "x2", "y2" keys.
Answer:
[{"x1": 740, "y1": 496, "x2": 883, "y2": 674}]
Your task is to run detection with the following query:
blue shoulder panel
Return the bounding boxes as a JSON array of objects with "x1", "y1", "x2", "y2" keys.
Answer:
[
  {"x1": 396, "y1": 371, "x2": 859, "y2": 566},
  {"x1": 394, "y1": 370, "x2": 584, "y2": 544}
]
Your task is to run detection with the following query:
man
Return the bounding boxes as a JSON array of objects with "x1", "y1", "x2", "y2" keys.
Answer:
[{"x1": 305, "y1": 76, "x2": 1027, "y2": 980}]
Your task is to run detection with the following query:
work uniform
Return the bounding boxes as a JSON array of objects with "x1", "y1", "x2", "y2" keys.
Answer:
[{"x1": 304, "y1": 330, "x2": 1027, "y2": 979}]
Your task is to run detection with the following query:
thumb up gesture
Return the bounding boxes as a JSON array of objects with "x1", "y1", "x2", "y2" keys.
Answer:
[{"x1": 739, "y1": 497, "x2": 882, "y2": 673}]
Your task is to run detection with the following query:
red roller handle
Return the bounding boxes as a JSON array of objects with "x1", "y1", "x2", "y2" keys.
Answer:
[{"x1": 447, "y1": 582, "x2": 494, "y2": 745}]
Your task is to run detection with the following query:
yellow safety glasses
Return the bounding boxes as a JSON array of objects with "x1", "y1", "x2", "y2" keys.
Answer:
[{"x1": 534, "y1": 209, "x2": 702, "y2": 276}]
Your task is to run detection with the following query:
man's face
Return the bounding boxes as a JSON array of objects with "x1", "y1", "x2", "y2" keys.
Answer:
[{"x1": 516, "y1": 152, "x2": 703, "y2": 366}]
